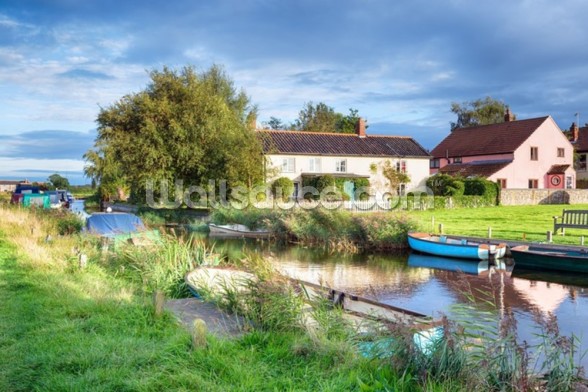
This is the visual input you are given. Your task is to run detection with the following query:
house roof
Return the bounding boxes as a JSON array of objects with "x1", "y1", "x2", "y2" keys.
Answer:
[
  {"x1": 430, "y1": 116, "x2": 550, "y2": 158},
  {"x1": 257, "y1": 130, "x2": 430, "y2": 158},
  {"x1": 438, "y1": 160, "x2": 512, "y2": 178},
  {"x1": 572, "y1": 126, "x2": 588, "y2": 152}
]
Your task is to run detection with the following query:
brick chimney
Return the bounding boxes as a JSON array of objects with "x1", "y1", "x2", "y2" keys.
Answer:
[
  {"x1": 570, "y1": 122, "x2": 579, "y2": 142},
  {"x1": 504, "y1": 107, "x2": 515, "y2": 122},
  {"x1": 356, "y1": 117, "x2": 366, "y2": 138}
]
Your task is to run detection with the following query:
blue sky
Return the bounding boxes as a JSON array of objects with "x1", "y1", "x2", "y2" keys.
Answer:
[{"x1": 1, "y1": 0, "x2": 588, "y2": 184}]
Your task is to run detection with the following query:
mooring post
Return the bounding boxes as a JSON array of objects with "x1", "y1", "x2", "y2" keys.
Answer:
[
  {"x1": 488, "y1": 227, "x2": 492, "y2": 239},
  {"x1": 581, "y1": 236, "x2": 585, "y2": 246},
  {"x1": 153, "y1": 290, "x2": 165, "y2": 317},
  {"x1": 191, "y1": 319, "x2": 208, "y2": 349},
  {"x1": 78, "y1": 253, "x2": 87, "y2": 269},
  {"x1": 438, "y1": 223, "x2": 444, "y2": 234},
  {"x1": 546, "y1": 231, "x2": 553, "y2": 243},
  {"x1": 431, "y1": 216, "x2": 435, "y2": 232}
]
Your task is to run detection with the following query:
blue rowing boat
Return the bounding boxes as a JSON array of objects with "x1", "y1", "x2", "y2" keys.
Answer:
[{"x1": 407, "y1": 232, "x2": 506, "y2": 260}]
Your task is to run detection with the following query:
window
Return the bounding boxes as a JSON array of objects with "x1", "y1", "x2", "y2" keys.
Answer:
[
  {"x1": 280, "y1": 157, "x2": 295, "y2": 173},
  {"x1": 395, "y1": 160, "x2": 407, "y2": 173},
  {"x1": 453, "y1": 157, "x2": 462, "y2": 164},
  {"x1": 578, "y1": 155, "x2": 587, "y2": 171},
  {"x1": 528, "y1": 179, "x2": 538, "y2": 189},
  {"x1": 397, "y1": 183, "x2": 406, "y2": 196},
  {"x1": 308, "y1": 157, "x2": 321, "y2": 172},
  {"x1": 557, "y1": 148, "x2": 565, "y2": 158},
  {"x1": 497, "y1": 178, "x2": 507, "y2": 189},
  {"x1": 530, "y1": 147, "x2": 539, "y2": 161},
  {"x1": 430, "y1": 159, "x2": 440, "y2": 169},
  {"x1": 335, "y1": 159, "x2": 347, "y2": 173},
  {"x1": 566, "y1": 176, "x2": 573, "y2": 189}
]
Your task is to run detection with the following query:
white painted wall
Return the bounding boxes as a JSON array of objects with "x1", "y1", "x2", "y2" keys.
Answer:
[{"x1": 265, "y1": 154, "x2": 431, "y2": 196}]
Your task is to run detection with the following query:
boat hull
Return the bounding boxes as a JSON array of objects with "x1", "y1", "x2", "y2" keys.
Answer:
[
  {"x1": 208, "y1": 223, "x2": 271, "y2": 239},
  {"x1": 408, "y1": 232, "x2": 504, "y2": 260},
  {"x1": 511, "y1": 245, "x2": 588, "y2": 274}
]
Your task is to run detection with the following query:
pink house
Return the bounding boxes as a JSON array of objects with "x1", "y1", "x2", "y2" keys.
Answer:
[{"x1": 429, "y1": 113, "x2": 575, "y2": 189}]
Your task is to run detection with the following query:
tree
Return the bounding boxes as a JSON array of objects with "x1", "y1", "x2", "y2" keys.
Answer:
[
  {"x1": 263, "y1": 117, "x2": 285, "y2": 130},
  {"x1": 47, "y1": 173, "x2": 70, "y2": 189},
  {"x1": 450, "y1": 96, "x2": 513, "y2": 131},
  {"x1": 293, "y1": 102, "x2": 365, "y2": 134},
  {"x1": 85, "y1": 65, "x2": 264, "y2": 204}
]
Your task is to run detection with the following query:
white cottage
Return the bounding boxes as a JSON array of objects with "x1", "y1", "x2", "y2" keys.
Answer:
[{"x1": 257, "y1": 119, "x2": 431, "y2": 199}]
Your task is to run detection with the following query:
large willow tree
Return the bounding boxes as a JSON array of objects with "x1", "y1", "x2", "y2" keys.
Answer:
[{"x1": 85, "y1": 65, "x2": 264, "y2": 203}]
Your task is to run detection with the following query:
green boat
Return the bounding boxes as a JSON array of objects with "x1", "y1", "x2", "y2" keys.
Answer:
[{"x1": 510, "y1": 245, "x2": 588, "y2": 274}]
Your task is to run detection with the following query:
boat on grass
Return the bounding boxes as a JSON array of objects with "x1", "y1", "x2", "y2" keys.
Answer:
[
  {"x1": 510, "y1": 245, "x2": 588, "y2": 274},
  {"x1": 208, "y1": 223, "x2": 271, "y2": 239},
  {"x1": 85, "y1": 212, "x2": 159, "y2": 248},
  {"x1": 408, "y1": 232, "x2": 506, "y2": 260}
]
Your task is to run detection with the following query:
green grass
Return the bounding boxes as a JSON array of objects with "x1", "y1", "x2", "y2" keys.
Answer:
[
  {"x1": 410, "y1": 204, "x2": 588, "y2": 245},
  {"x1": 0, "y1": 208, "x2": 404, "y2": 391}
]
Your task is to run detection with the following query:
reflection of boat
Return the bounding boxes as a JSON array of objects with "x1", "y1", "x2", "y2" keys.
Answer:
[
  {"x1": 209, "y1": 223, "x2": 271, "y2": 239},
  {"x1": 185, "y1": 267, "x2": 435, "y2": 328},
  {"x1": 408, "y1": 252, "x2": 490, "y2": 275},
  {"x1": 512, "y1": 267, "x2": 588, "y2": 288},
  {"x1": 85, "y1": 212, "x2": 159, "y2": 247},
  {"x1": 408, "y1": 232, "x2": 506, "y2": 260},
  {"x1": 511, "y1": 245, "x2": 588, "y2": 273}
]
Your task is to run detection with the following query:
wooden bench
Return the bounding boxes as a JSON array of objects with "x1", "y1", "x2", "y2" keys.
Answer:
[{"x1": 553, "y1": 209, "x2": 588, "y2": 235}]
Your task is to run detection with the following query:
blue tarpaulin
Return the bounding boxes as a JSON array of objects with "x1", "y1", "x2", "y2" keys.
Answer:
[{"x1": 85, "y1": 213, "x2": 145, "y2": 237}]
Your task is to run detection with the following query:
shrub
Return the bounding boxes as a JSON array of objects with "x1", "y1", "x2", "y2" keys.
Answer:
[
  {"x1": 427, "y1": 174, "x2": 464, "y2": 196},
  {"x1": 271, "y1": 177, "x2": 294, "y2": 201},
  {"x1": 56, "y1": 214, "x2": 84, "y2": 235}
]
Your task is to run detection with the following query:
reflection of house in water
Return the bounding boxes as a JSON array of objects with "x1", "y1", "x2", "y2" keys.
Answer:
[{"x1": 510, "y1": 278, "x2": 569, "y2": 314}]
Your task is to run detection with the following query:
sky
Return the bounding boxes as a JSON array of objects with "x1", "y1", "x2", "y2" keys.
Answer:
[{"x1": 1, "y1": 0, "x2": 588, "y2": 185}]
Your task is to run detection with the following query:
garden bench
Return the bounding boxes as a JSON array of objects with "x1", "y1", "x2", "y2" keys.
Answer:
[{"x1": 553, "y1": 209, "x2": 588, "y2": 235}]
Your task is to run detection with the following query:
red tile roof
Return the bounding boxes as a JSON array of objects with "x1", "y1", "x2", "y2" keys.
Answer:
[
  {"x1": 258, "y1": 130, "x2": 430, "y2": 158},
  {"x1": 438, "y1": 160, "x2": 511, "y2": 178},
  {"x1": 572, "y1": 126, "x2": 588, "y2": 152},
  {"x1": 430, "y1": 117, "x2": 550, "y2": 158}
]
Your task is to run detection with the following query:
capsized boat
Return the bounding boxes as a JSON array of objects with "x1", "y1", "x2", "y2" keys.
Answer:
[
  {"x1": 408, "y1": 232, "x2": 506, "y2": 260},
  {"x1": 208, "y1": 223, "x2": 271, "y2": 239},
  {"x1": 510, "y1": 245, "x2": 588, "y2": 274}
]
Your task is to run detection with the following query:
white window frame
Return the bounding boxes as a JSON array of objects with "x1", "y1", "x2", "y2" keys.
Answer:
[
  {"x1": 335, "y1": 159, "x2": 347, "y2": 173},
  {"x1": 280, "y1": 157, "x2": 295, "y2": 173},
  {"x1": 395, "y1": 160, "x2": 407, "y2": 173},
  {"x1": 308, "y1": 157, "x2": 321, "y2": 173}
]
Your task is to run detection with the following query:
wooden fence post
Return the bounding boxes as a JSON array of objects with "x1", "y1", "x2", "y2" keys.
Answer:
[
  {"x1": 438, "y1": 223, "x2": 444, "y2": 234},
  {"x1": 153, "y1": 290, "x2": 165, "y2": 317},
  {"x1": 488, "y1": 227, "x2": 492, "y2": 239},
  {"x1": 546, "y1": 231, "x2": 553, "y2": 243}
]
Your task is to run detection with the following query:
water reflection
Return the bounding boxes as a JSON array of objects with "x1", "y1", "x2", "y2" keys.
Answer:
[{"x1": 204, "y1": 235, "x2": 588, "y2": 368}]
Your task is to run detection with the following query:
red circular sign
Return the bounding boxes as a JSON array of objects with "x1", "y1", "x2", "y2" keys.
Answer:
[{"x1": 551, "y1": 176, "x2": 561, "y2": 186}]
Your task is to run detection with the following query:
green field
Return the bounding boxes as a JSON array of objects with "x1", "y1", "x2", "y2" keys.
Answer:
[{"x1": 410, "y1": 204, "x2": 588, "y2": 245}]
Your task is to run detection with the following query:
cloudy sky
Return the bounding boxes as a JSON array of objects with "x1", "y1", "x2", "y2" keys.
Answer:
[{"x1": 1, "y1": 0, "x2": 588, "y2": 184}]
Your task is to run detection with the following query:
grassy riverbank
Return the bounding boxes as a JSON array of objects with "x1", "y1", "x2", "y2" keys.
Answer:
[
  {"x1": 0, "y1": 207, "x2": 402, "y2": 391},
  {"x1": 411, "y1": 204, "x2": 588, "y2": 245}
]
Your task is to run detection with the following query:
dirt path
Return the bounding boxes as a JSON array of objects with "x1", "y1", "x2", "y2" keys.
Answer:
[{"x1": 165, "y1": 298, "x2": 247, "y2": 338}]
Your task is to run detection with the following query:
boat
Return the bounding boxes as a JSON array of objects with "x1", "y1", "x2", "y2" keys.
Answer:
[
  {"x1": 208, "y1": 223, "x2": 271, "y2": 239},
  {"x1": 85, "y1": 212, "x2": 159, "y2": 248},
  {"x1": 408, "y1": 232, "x2": 506, "y2": 260},
  {"x1": 185, "y1": 267, "x2": 436, "y2": 329},
  {"x1": 510, "y1": 245, "x2": 588, "y2": 274}
]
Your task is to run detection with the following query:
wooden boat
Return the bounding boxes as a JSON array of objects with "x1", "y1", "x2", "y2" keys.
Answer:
[
  {"x1": 185, "y1": 267, "x2": 436, "y2": 329},
  {"x1": 408, "y1": 232, "x2": 506, "y2": 260},
  {"x1": 510, "y1": 245, "x2": 588, "y2": 274},
  {"x1": 208, "y1": 223, "x2": 271, "y2": 239}
]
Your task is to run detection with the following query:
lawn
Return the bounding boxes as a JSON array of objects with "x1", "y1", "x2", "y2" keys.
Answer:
[{"x1": 410, "y1": 204, "x2": 588, "y2": 245}]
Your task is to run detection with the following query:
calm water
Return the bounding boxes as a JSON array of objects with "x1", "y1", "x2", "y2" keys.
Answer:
[{"x1": 207, "y1": 236, "x2": 588, "y2": 368}]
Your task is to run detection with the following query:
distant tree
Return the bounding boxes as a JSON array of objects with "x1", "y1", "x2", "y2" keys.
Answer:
[
  {"x1": 293, "y1": 102, "x2": 365, "y2": 134},
  {"x1": 450, "y1": 96, "x2": 513, "y2": 131},
  {"x1": 263, "y1": 117, "x2": 285, "y2": 130},
  {"x1": 85, "y1": 65, "x2": 264, "y2": 203},
  {"x1": 47, "y1": 173, "x2": 70, "y2": 189}
]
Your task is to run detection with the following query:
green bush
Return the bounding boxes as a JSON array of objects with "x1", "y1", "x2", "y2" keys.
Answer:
[
  {"x1": 271, "y1": 177, "x2": 294, "y2": 201},
  {"x1": 56, "y1": 214, "x2": 84, "y2": 235},
  {"x1": 427, "y1": 174, "x2": 464, "y2": 196}
]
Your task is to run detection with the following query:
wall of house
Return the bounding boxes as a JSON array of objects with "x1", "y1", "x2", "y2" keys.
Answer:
[
  {"x1": 576, "y1": 152, "x2": 588, "y2": 182},
  {"x1": 265, "y1": 154, "x2": 431, "y2": 197},
  {"x1": 505, "y1": 118, "x2": 575, "y2": 189}
]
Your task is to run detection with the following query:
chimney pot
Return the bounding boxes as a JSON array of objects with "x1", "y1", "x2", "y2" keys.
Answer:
[
  {"x1": 504, "y1": 107, "x2": 514, "y2": 122},
  {"x1": 356, "y1": 117, "x2": 366, "y2": 138},
  {"x1": 570, "y1": 122, "x2": 579, "y2": 142}
]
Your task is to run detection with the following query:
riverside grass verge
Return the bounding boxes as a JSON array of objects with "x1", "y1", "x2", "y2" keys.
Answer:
[{"x1": 0, "y1": 206, "x2": 407, "y2": 391}]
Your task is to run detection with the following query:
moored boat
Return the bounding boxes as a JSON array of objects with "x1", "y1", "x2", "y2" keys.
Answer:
[
  {"x1": 208, "y1": 223, "x2": 271, "y2": 239},
  {"x1": 85, "y1": 212, "x2": 159, "y2": 247},
  {"x1": 510, "y1": 245, "x2": 588, "y2": 274},
  {"x1": 408, "y1": 232, "x2": 506, "y2": 260}
]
